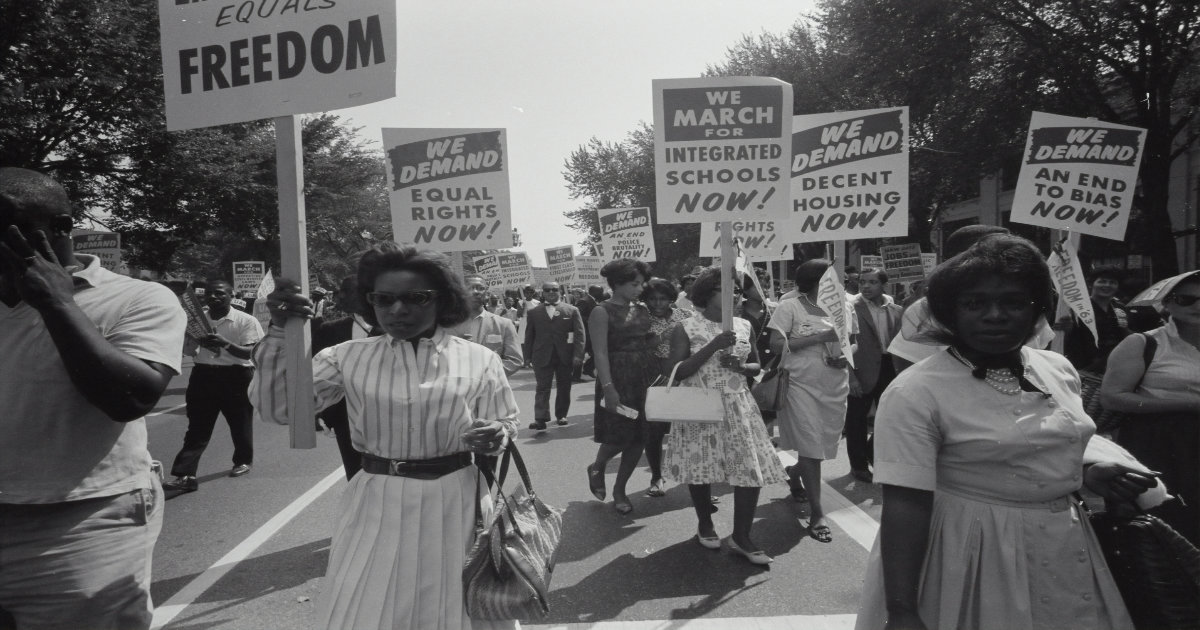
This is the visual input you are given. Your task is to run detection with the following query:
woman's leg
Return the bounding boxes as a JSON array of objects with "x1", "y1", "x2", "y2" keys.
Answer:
[
  {"x1": 730, "y1": 486, "x2": 763, "y2": 551},
  {"x1": 688, "y1": 484, "x2": 716, "y2": 537},
  {"x1": 611, "y1": 443, "x2": 644, "y2": 505},
  {"x1": 644, "y1": 433, "x2": 664, "y2": 482},
  {"x1": 794, "y1": 456, "x2": 825, "y2": 522}
]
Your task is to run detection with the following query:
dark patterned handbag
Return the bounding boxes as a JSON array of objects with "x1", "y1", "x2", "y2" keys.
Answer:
[
  {"x1": 464, "y1": 442, "x2": 563, "y2": 620},
  {"x1": 751, "y1": 352, "x2": 789, "y2": 420}
]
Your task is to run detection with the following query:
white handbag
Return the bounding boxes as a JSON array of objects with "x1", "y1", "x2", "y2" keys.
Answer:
[{"x1": 644, "y1": 362, "x2": 725, "y2": 424}]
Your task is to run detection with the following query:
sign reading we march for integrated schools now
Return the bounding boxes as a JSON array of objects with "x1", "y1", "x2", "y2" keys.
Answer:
[
  {"x1": 790, "y1": 107, "x2": 909, "y2": 243},
  {"x1": 654, "y1": 77, "x2": 792, "y2": 225},
  {"x1": 382, "y1": 128, "x2": 512, "y2": 253},
  {"x1": 158, "y1": 0, "x2": 396, "y2": 131},
  {"x1": 232, "y1": 261, "x2": 266, "y2": 295},
  {"x1": 1012, "y1": 112, "x2": 1145, "y2": 241},
  {"x1": 598, "y1": 207, "x2": 656, "y2": 262}
]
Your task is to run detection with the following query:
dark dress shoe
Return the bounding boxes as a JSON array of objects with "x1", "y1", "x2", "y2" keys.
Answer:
[
  {"x1": 529, "y1": 421, "x2": 549, "y2": 431},
  {"x1": 163, "y1": 476, "x2": 198, "y2": 493},
  {"x1": 230, "y1": 464, "x2": 252, "y2": 477}
]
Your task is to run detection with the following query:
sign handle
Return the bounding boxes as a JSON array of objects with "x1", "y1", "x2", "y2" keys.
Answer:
[
  {"x1": 719, "y1": 222, "x2": 734, "y2": 333},
  {"x1": 1049, "y1": 229, "x2": 1080, "y2": 355},
  {"x1": 275, "y1": 115, "x2": 316, "y2": 449}
]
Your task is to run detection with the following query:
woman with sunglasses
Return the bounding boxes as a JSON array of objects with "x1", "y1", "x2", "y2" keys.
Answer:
[
  {"x1": 252, "y1": 243, "x2": 519, "y2": 630},
  {"x1": 856, "y1": 235, "x2": 1155, "y2": 630},
  {"x1": 1100, "y1": 270, "x2": 1200, "y2": 546}
]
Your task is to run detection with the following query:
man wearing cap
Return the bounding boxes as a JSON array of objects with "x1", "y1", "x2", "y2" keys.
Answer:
[{"x1": 0, "y1": 167, "x2": 185, "y2": 629}]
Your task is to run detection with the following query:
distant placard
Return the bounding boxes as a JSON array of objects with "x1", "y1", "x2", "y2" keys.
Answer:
[
  {"x1": 545, "y1": 246, "x2": 576, "y2": 284},
  {"x1": 859, "y1": 254, "x2": 883, "y2": 270},
  {"x1": 790, "y1": 107, "x2": 909, "y2": 243},
  {"x1": 382, "y1": 128, "x2": 512, "y2": 252},
  {"x1": 531, "y1": 267, "x2": 552, "y2": 287},
  {"x1": 472, "y1": 252, "x2": 502, "y2": 288},
  {"x1": 574, "y1": 255, "x2": 603, "y2": 284},
  {"x1": 158, "y1": 0, "x2": 397, "y2": 131},
  {"x1": 232, "y1": 261, "x2": 266, "y2": 295},
  {"x1": 1011, "y1": 112, "x2": 1145, "y2": 241},
  {"x1": 920, "y1": 253, "x2": 937, "y2": 276},
  {"x1": 699, "y1": 221, "x2": 791, "y2": 262},
  {"x1": 496, "y1": 252, "x2": 532, "y2": 291},
  {"x1": 72, "y1": 231, "x2": 121, "y2": 272},
  {"x1": 598, "y1": 207, "x2": 656, "y2": 261},
  {"x1": 653, "y1": 77, "x2": 793, "y2": 224},
  {"x1": 880, "y1": 243, "x2": 924, "y2": 282}
]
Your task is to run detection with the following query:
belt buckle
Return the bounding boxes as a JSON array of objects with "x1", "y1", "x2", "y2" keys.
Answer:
[{"x1": 388, "y1": 460, "x2": 410, "y2": 476}]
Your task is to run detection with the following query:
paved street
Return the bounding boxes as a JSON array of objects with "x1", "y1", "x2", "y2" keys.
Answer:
[{"x1": 147, "y1": 358, "x2": 883, "y2": 629}]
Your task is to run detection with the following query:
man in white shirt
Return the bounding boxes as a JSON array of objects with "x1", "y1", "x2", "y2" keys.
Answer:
[
  {"x1": 164, "y1": 279, "x2": 264, "y2": 493},
  {"x1": 846, "y1": 268, "x2": 903, "y2": 482}
]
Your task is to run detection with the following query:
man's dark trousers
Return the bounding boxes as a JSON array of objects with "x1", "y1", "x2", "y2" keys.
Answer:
[
  {"x1": 535, "y1": 355, "x2": 574, "y2": 422},
  {"x1": 171, "y1": 365, "x2": 254, "y2": 476},
  {"x1": 845, "y1": 360, "x2": 895, "y2": 472}
]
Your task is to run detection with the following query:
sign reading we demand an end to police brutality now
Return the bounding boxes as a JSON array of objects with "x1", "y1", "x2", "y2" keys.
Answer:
[
  {"x1": 158, "y1": 0, "x2": 397, "y2": 131},
  {"x1": 1012, "y1": 112, "x2": 1146, "y2": 241},
  {"x1": 653, "y1": 77, "x2": 793, "y2": 224},
  {"x1": 598, "y1": 207, "x2": 656, "y2": 262},
  {"x1": 382, "y1": 128, "x2": 512, "y2": 253},
  {"x1": 790, "y1": 107, "x2": 909, "y2": 243}
]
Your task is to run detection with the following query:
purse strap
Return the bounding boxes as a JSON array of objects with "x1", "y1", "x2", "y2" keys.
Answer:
[
  {"x1": 476, "y1": 442, "x2": 538, "y2": 540},
  {"x1": 665, "y1": 361, "x2": 684, "y2": 391}
]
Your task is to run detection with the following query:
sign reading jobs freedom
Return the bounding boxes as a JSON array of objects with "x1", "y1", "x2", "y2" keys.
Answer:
[
  {"x1": 382, "y1": 128, "x2": 512, "y2": 253},
  {"x1": 1012, "y1": 112, "x2": 1146, "y2": 241},
  {"x1": 158, "y1": 0, "x2": 397, "y2": 130},
  {"x1": 598, "y1": 207, "x2": 656, "y2": 262},
  {"x1": 653, "y1": 77, "x2": 793, "y2": 224},
  {"x1": 791, "y1": 107, "x2": 909, "y2": 242}
]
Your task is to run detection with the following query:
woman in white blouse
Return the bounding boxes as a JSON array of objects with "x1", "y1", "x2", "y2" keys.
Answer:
[{"x1": 254, "y1": 243, "x2": 519, "y2": 630}]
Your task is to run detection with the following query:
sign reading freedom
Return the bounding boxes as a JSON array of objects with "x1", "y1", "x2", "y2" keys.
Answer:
[{"x1": 158, "y1": 0, "x2": 397, "y2": 130}]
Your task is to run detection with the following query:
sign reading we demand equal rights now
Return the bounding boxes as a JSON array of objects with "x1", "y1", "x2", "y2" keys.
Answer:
[
  {"x1": 1012, "y1": 112, "x2": 1146, "y2": 241},
  {"x1": 158, "y1": 0, "x2": 397, "y2": 131},
  {"x1": 382, "y1": 129, "x2": 513, "y2": 253},
  {"x1": 598, "y1": 207, "x2": 657, "y2": 262},
  {"x1": 653, "y1": 77, "x2": 792, "y2": 225},
  {"x1": 790, "y1": 107, "x2": 909, "y2": 243}
]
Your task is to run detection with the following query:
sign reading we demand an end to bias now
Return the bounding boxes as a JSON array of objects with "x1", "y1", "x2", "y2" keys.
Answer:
[
  {"x1": 790, "y1": 107, "x2": 909, "y2": 243},
  {"x1": 158, "y1": 0, "x2": 397, "y2": 131},
  {"x1": 654, "y1": 77, "x2": 792, "y2": 225},
  {"x1": 1012, "y1": 112, "x2": 1146, "y2": 241},
  {"x1": 382, "y1": 128, "x2": 513, "y2": 253},
  {"x1": 598, "y1": 207, "x2": 656, "y2": 262}
]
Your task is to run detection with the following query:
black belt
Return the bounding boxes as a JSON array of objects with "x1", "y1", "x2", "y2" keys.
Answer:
[{"x1": 360, "y1": 452, "x2": 474, "y2": 480}]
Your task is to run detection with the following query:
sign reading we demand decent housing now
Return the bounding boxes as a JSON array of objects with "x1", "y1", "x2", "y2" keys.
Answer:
[
  {"x1": 653, "y1": 77, "x2": 792, "y2": 225},
  {"x1": 1012, "y1": 112, "x2": 1146, "y2": 241},
  {"x1": 158, "y1": 0, "x2": 397, "y2": 131},
  {"x1": 382, "y1": 128, "x2": 513, "y2": 253}
]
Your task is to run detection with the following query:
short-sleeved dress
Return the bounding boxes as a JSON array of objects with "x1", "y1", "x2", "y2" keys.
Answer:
[
  {"x1": 663, "y1": 314, "x2": 786, "y2": 487},
  {"x1": 768, "y1": 297, "x2": 849, "y2": 460},
  {"x1": 593, "y1": 301, "x2": 657, "y2": 447},
  {"x1": 855, "y1": 348, "x2": 1132, "y2": 630}
]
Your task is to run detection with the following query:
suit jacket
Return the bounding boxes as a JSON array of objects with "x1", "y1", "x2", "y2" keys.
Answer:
[
  {"x1": 850, "y1": 296, "x2": 903, "y2": 392},
  {"x1": 447, "y1": 310, "x2": 524, "y2": 376},
  {"x1": 522, "y1": 302, "x2": 586, "y2": 368}
]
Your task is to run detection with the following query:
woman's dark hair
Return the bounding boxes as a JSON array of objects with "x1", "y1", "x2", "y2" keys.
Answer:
[
  {"x1": 356, "y1": 242, "x2": 471, "y2": 328},
  {"x1": 641, "y1": 277, "x2": 678, "y2": 302},
  {"x1": 688, "y1": 267, "x2": 723, "y2": 308},
  {"x1": 925, "y1": 234, "x2": 1053, "y2": 343},
  {"x1": 600, "y1": 258, "x2": 649, "y2": 288},
  {"x1": 793, "y1": 259, "x2": 831, "y2": 293}
]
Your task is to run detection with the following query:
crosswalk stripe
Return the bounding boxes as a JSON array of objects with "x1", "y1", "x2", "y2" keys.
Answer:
[
  {"x1": 524, "y1": 613, "x2": 857, "y2": 629},
  {"x1": 775, "y1": 451, "x2": 879, "y2": 551}
]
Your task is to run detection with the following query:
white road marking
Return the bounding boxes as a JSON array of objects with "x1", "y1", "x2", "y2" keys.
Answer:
[
  {"x1": 525, "y1": 614, "x2": 856, "y2": 629},
  {"x1": 150, "y1": 467, "x2": 344, "y2": 629},
  {"x1": 776, "y1": 451, "x2": 879, "y2": 551},
  {"x1": 146, "y1": 403, "x2": 186, "y2": 418}
]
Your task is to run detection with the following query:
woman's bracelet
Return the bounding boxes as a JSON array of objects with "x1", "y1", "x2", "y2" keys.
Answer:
[{"x1": 602, "y1": 382, "x2": 615, "y2": 389}]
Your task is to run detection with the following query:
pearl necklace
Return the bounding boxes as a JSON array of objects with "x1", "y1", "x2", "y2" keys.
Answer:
[{"x1": 948, "y1": 347, "x2": 1022, "y2": 395}]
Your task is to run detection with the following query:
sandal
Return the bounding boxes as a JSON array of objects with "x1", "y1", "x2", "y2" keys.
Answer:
[
  {"x1": 645, "y1": 478, "x2": 666, "y2": 498},
  {"x1": 807, "y1": 521, "x2": 833, "y2": 543},
  {"x1": 586, "y1": 464, "x2": 605, "y2": 501},
  {"x1": 784, "y1": 466, "x2": 807, "y2": 502},
  {"x1": 613, "y1": 497, "x2": 634, "y2": 515}
]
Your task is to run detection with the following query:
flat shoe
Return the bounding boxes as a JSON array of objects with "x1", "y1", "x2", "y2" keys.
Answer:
[
  {"x1": 645, "y1": 479, "x2": 666, "y2": 497},
  {"x1": 807, "y1": 521, "x2": 833, "y2": 543},
  {"x1": 586, "y1": 464, "x2": 605, "y2": 501},
  {"x1": 695, "y1": 532, "x2": 721, "y2": 550},
  {"x1": 726, "y1": 537, "x2": 773, "y2": 565}
]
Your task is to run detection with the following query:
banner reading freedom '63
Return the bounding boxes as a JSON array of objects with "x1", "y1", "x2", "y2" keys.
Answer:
[
  {"x1": 158, "y1": 0, "x2": 396, "y2": 131},
  {"x1": 653, "y1": 77, "x2": 793, "y2": 225}
]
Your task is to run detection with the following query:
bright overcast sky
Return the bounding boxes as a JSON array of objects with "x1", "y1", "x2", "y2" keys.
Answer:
[{"x1": 339, "y1": 0, "x2": 816, "y2": 266}]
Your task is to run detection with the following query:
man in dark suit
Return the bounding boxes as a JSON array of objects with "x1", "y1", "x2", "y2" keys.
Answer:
[
  {"x1": 312, "y1": 275, "x2": 374, "y2": 479},
  {"x1": 846, "y1": 268, "x2": 903, "y2": 482},
  {"x1": 523, "y1": 281, "x2": 586, "y2": 431}
]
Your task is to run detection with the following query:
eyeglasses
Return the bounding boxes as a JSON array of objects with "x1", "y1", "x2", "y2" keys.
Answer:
[
  {"x1": 955, "y1": 296, "x2": 1034, "y2": 313},
  {"x1": 542, "y1": 288, "x2": 560, "y2": 292},
  {"x1": 366, "y1": 290, "x2": 439, "y2": 308},
  {"x1": 1166, "y1": 294, "x2": 1200, "y2": 307}
]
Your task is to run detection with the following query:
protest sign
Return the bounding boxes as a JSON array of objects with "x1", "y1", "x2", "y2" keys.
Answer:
[
  {"x1": 817, "y1": 266, "x2": 855, "y2": 368},
  {"x1": 920, "y1": 253, "x2": 938, "y2": 276},
  {"x1": 158, "y1": 0, "x2": 396, "y2": 131},
  {"x1": 496, "y1": 252, "x2": 533, "y2": 291},
  {"x1": 180, "y1": 289, "x2": 215, "y2": 340},
  {"x1": 790, "y1": 107, "x2": 909, "y2": 243},
  {"x1": 232, "y1": 261, "x2": 267, "y2": 295},
  {"x1": 251, "y1": 269, "x2": 275, "y2": 330},
  {"x1": 1047, "y1": 239, "x2": 1097, "y2": 345},
  {"x1": 72, "y1": 230, "x2": 121, "y2": 272},
  {"x1": 545, "y1": 246, "x2": 577, "y2": 284},
  {"x1": 598, "y1": 207, "x2": 656, "y2": 261},
  {"x1": 531, "y1": 267, "x2": 552, "y2": 287},
  {"x1": 472, "y1": 253, "x2": 502, "y2": 288},
  {"x1": 382, "y1": 128, "x2": 512, "y2": 253},
  {"x1": 699, "y1": 221, "x2": 792, "y2": 261},
  {"x1": 653, "y1": 77, "x2": 793, "y2": 224},
  {"x1": 880, "y1": 243, "x2": 924, "y2": 282},
  {"x1": 1012, "y1": 112, "x2": 1146, "y2": 241},
  {"x1": 859, "y1": 254, "x2": 883, "y2": 270},
  {"x1": 574, "y1": 255, "x2": 603, "y2": 284}
]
